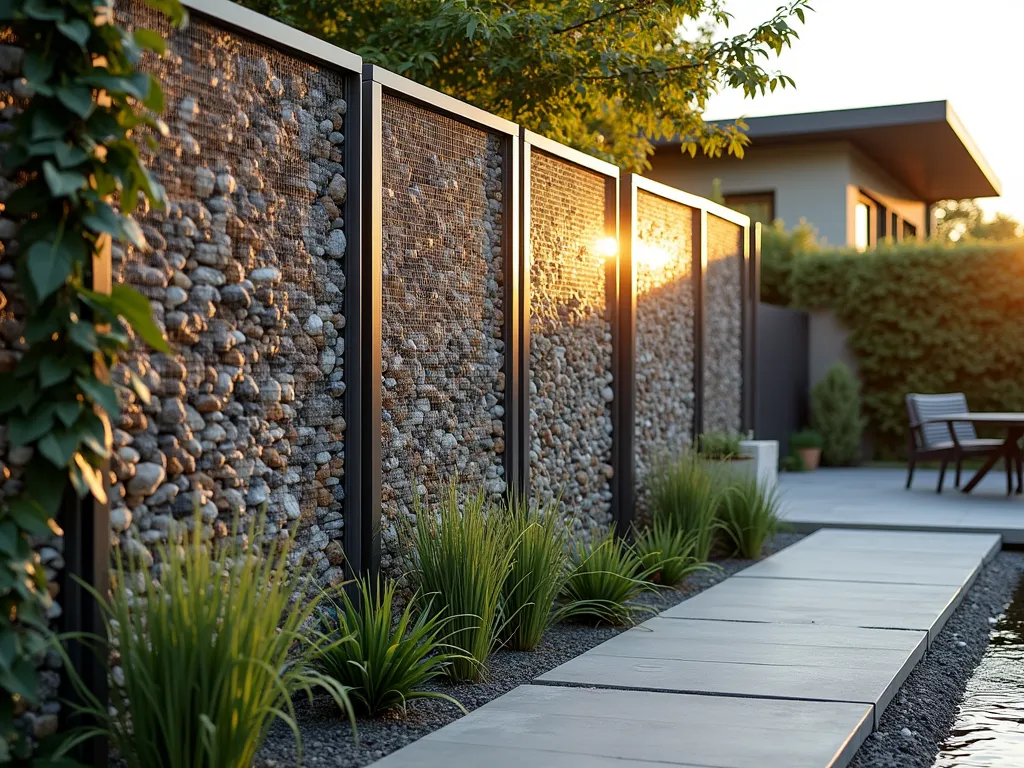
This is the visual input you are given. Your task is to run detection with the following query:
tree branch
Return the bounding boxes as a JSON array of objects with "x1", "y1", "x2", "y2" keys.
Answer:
[{"x1": 554, "y1": 0, "x2": 660, "y2": 35}]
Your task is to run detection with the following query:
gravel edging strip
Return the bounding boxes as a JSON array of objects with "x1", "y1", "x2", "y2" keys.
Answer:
[
  {"x1": 255, "y1": 532, "x2": 806, "y2": 767},
  {"x1": 848, "y1": 548, "x2": 1024, "y2": 768}
]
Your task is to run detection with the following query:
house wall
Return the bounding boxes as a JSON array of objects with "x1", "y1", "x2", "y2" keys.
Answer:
[
  {"x1": 648, "y1": 141, "x2": 928, "y2": 247},
  {"x1": 648, "y1": 142, "x2": 852, "y2": 245}
]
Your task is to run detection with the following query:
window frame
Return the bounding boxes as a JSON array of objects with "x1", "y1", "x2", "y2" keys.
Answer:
[{"x1": 723, "y1": 190, "x2": 776, "y2": 226}]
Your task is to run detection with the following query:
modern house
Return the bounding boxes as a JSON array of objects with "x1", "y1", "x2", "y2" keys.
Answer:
[{"x1": 647, "y1": 101, "x2": 1001, "y2": 249}]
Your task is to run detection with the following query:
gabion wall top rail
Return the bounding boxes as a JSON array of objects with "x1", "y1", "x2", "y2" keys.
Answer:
[{"x1": 523, "y1": 130, "x2": 618, "y2": 540}]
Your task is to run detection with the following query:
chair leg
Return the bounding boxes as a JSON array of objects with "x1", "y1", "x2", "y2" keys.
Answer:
[
  {"x1": 937, "y1": 459, "x2": 948, "y2": 494},
  {"x1": 955, "y1": 458, "x2": 962, "y2": 489},
  {"x1": 906, "y1": 458, "x2": 916, "y2": 490},
  {"x1": 1017, "y1": 452, "x2": 1022, "y2": 494}
]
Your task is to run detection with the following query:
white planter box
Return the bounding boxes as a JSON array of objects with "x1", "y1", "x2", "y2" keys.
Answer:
[
  {"x1": 699, "y1": 456, "x2": 758, "y2": 486},
  {"x1": 739, "y1": 440, "x2": 779, "y2": 491}
]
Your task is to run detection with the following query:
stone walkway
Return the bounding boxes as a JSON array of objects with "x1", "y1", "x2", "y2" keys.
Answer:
[{"x1": 372, "y1": 528, "x2": 1000, "y2": 768}]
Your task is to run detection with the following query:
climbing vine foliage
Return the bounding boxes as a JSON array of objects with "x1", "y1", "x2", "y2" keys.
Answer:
[{"x1": 0, "y1": 0, "x2": 182, "y2": 760}]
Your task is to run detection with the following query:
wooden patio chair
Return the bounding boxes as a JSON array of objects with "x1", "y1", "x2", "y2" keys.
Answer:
[{"x1": 905, "y1": 392, "x2": 1014, "y2": 493}]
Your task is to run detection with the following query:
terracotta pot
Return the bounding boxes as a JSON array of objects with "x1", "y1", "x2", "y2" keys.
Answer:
[{"x1": 797, "y1": 447, "x2": 821, "y2": 472}]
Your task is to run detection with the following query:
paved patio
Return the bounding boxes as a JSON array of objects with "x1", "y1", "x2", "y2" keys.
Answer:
[
  {"x1": 373, "y1": 528, "x2": 999, "y2": 768},
  {"x1": 779, "y1": 467, "x2": 1024, "y2": 543}
]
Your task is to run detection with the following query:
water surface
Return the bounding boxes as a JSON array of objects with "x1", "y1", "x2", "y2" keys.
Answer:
[{"x1": 933, "y1": 574, "x2": 1024, "y2": 767}]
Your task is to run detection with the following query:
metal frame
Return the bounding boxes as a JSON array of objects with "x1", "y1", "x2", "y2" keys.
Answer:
[
  {"x1": 520, "y1": 131, "x2": 622, "y2": 528},
  {"x1": 362, "y1": 66, "x2": 520, "y2": 575},
  {"x1": 617, "y1": 175, "x2": 638, "y2": 533},
  {"x1": 743, "y1": 223, "x2": 762, "y2": 435},
  {"x1": 145, "y1": 3, "x2": 370, "y2": 575}
]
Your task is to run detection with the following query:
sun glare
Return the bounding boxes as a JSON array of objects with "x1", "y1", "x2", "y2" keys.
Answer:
[
  {"x1": 595, "y1": 236, "x2": 618, "y2": 258},
  {"x1": 634, "y1": 241, "x2": 672, "y2": 271}
]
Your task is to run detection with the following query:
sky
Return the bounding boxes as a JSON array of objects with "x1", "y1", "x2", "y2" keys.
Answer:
[{"x1": 702, "y1": 0, "x2": 1024, "y2": 220}]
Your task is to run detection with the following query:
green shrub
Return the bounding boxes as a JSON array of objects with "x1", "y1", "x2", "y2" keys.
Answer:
[
  {"x1": 313, "y1": 577, "x2": 465, "y2": 716},
  {"x1": 647, "y1": 454, "x2": 720, "y2": 562},
  {"x1": 633, "y1": 519, "x2": 708, "y2": 586},
  {"x1": 717, "y1": 479, "x2": 783, "y2": 559},
  {"x1": 697, "y1": 430, "x2": 744, "y2": 459},
  {"x1": 759, "y1": 218, "x2": 821, "y2": 305},
  {"x1": 499, "y1": 494, "x2": 572, "y2": 651},
  {"x1": 790, "y1": 240, "x2": 1024, "y2": 456},
  {"x1": 406, "y1": 483, "x2": 512, "y2": 681},
  {"x1": 561, "y1": 529, "x2": 655, "y2": 626},
  {"x1": 789, "y1": 429, "x2": 824, "y2": 450},
  {"x1": 810, "y1": 363, "x2": 865, "y2": 466},
  {"x1": 69, "y1": 517, "x2": 352, "y2": 768}
]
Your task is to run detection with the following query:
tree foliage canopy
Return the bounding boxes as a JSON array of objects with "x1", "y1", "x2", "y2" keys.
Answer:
[
  {"x1": 933, "y1": 198, "x2": 1022, "y2": 243},
  {"x1": 239, "y1": 0, "x2": 811, "y2": 170}
]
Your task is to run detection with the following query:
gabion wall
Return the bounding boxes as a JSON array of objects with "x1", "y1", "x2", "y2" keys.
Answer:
[
  {"x1": 704, "y1": 215, "x2": 745, "y2": 434},
  {"x1": 379, "y1": 96, "x2": 506, "y2": 573},
  {"x1": 528, "y1": 151, "x2": 614, "y2": 534},
  {"x1": 634, "y1": 191, "x2": 696, "y2": 504},
  {"x1": 114, "y1": 4, "x2": 349, "y2": 584}
]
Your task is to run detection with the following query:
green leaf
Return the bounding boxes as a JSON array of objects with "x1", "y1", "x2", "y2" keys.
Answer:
[
  {"x1": 37, "y1": 431, "x2": 79, "y2": 467},
  {"x1": 0, "y1": 659, "x2": 39, "y2": 704},
  {"x1": 22, "y1": 0, "x2": 64, "y2": 21},
  {"x1": 120, "y1": 215, "x2": 147, "y2": 250},
  {"x1": 79, "y1": 411, "x2": 112, "y2": 459},
  {"x1": 23, "y1": 52, "x2": 54, "y2": 86},
  {"x1": 23, "y1": 460, "x2": 67, "y2": 517},
  {"x1": 56, "y1": 18, "x2": 91, "y2": 46},
  {"x1": 54, "y1": 400, "x2": 82, "y2": 427},
  {"x1": 56, "y1": 85, "x2": 94, "y2": 118},
  {"x1": 68, "y1": 320, "x2": 99, "y2": 351},
  {"x1": 142, "y1": 74, "x2": 165, "y2": 112},
  {"x1": 30, "y1": 110, "x2": 65, "y2": 141},
  {"x1": 54, "y1": 141, "x2": 89, "y2": 169},
  {"x1": 82, "y1": 202, "x2": 123, "y2": 237},
  {"x1": 38, "y1": 356, "x2": 73, "y2": 387},
  {"x1": 133, "y1": 28, "x2": 166, "y2": 55},
  {"x1": 7, "y1": 408, "x2": 55, "y2": 447},
  {"x1": 26, "y1": 239, "x2": 73, "y2": 300},
  {"x1": 6, "y1": 498, "x2": 56, "y2": 536},
  {"x1": 82, "y1": 285, "x2": 169, "y2": 352},
  {"x1": 77, "y1": 375, "x2": 120, "y2": 416},
  {"x1": 42, "y1": 161, "x2": 87, "y2": 197}
]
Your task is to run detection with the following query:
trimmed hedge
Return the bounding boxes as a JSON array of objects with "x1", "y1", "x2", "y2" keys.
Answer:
[{"x1": 790, "y1": 241, "x2": 1024, "y2": 456}]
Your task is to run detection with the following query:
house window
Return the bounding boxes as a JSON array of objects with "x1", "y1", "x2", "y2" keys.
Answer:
[
  {"x1": 854, "y1": 193, "x2": 881, "y2": 251},
  {"x1": 903, "y1": 220, "x2": 917, "y2": 240},
  {"x1": 890, "y1": 212, "x2": 899, "y2": 241},
  {"x1": 854, "y1": 201, "x2": 872, "y2": 252},
  {"x1": 723, "y1": 192, "x2": 775, "y2": 227}
]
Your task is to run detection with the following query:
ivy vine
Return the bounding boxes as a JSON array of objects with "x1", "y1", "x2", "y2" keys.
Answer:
[{"x1": 0, "y1": 0, "x2": 183, "y2": 761}]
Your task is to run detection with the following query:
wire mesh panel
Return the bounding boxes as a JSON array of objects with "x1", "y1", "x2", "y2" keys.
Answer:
[
  {"x1": 528, "y1": 151, "x2": 614, "y2": 531},
  {"x1": 704, "y1": 215, "x2": 744, "y2": 435},
  {"x1": 634, "y1": 190, "x2": 696, "y2": 506},
  {"x1": 115, "y1": 3, "x2": 350, "y2": 584},
  {"x1": 378, "y1": 95, "x2": 506, "y2": 573}
]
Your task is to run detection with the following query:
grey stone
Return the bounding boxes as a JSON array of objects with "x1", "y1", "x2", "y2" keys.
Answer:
[
  {"x1": 194, "y1": 167, "x2": 216, "y2": 197},
  {"x1": 127, "y1": 463, "x2": 166, "y2": 497}
]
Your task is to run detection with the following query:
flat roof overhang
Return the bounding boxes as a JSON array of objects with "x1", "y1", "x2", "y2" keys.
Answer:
[{"x1": 661, "y1": 101, "x2": 1000, "y2": 202}]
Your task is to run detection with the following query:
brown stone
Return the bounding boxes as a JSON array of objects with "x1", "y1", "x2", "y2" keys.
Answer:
[{"x1": 325, "y1": 540, "x2": 345, "y2": 566}]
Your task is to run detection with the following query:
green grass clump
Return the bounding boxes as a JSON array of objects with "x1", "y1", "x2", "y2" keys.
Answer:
[
  {"x1": 647, "y1": 453, "x2": 720, "y2": 562},
  {"x1": 561, "y1": 528, "x2": 655, "y2": 626},
  {"x1": 313, "y1": 576, "x2": 465, "y2": 716},
  {"x1": 499, "y1": 494, "x2": 572, "y2": 651},
  {"x1": 69, "y1": 517, "x2": 352, "y2": 768},
  {"x1": 697, "y1": 430, "x2": 744, "y2": 459},
  {"x1": 717, "y1": 479, "x2": 783, "y2": 559},
  {"x1": 633, "y1": 519, "x2": 708, "y2": 586},
  {"x1": 407, "y1": 483, "x2": 512, "y2": 681}
]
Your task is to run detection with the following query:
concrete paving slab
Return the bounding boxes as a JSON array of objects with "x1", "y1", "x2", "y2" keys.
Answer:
[
  {"x1": 661, "y1": 577, "x2": 963, "y2": 641},
  {"x1": 735, "y1": 549, "x2": 984, "y2": 588},
  {"x1": 791, "y1": 529, "x2": 1001, "y2": 562},
  {"x1": 371, "y1": 685, "x2": 873, "y2": 768},
  {"x1": 537, "y1": 618, "x2": 925, "y2": 722}
]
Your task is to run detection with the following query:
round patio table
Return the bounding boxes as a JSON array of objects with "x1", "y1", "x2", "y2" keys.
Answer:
[{"x1": 923, "y1": 412, "x2": 1024, "y2": 494}]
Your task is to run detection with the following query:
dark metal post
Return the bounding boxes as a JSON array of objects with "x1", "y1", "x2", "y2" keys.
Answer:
[
  {"x1": 355, "y1": 70, "x2": 382, "y2": 581},
  {"x1": 516, "y1": 134, "x2": 532, "y2": 500},
  {"x1": 613, "y1": 174, "x2": 637, "y2": 535},
  {"x1": 740, "y1": 223, "x2": 752, "y2": 435},
  {"x1": 341, "y1": 71, "x2": 364, "y2": 579},
  {"x1": 58, "y1": 233, "x2": 112, "y2": 768},
  {"x1": 504, "y1": 133, "x2": 524, "y2": 499},
  {"x1": 692, "y1": 207, "x2": 707, "y2": 442},
  {"x1": 748, "y1": 223, "x2": 761, "y2": 436}
]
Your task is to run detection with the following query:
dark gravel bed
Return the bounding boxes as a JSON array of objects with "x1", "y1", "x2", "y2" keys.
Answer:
[
  {"x1": 849, "y1": 548, "x2": 1024, "y2": 768},
  {"x1": 255, "y1": 532, "x2": 806, "y2": 767}
]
